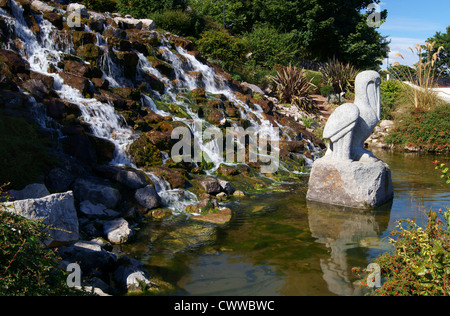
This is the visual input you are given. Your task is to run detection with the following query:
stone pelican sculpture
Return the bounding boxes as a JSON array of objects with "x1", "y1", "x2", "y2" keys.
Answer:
[
  {"x1": 306, "y1": 70, "x2": 393, "y2": 209},
  {"x1": 323, "y1": 70, "x2": 381, "y2": 161}
]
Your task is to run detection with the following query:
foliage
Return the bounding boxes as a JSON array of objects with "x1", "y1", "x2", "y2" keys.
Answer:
[
  {"x1": 0, "y1": 185, "x2": 86, "y2": 296},
  {"x1": 392, "y1": 42, "x2": 445, "y2": 109},
  {"x1": 320, "y1": 58, "x2": 358, "y2": 95},
  {"x1": 117, "y1": 0, "x2": 187, "y2": 19},
  {"x1": 304, "y1": 70, "x2": 324, "y2": 94},
  {"x1": 269, "y1": 64, "x2": 316, "y2": 112},
  {"x1": 188, "y1": 0, "x2": 389, "y2": 69},
  {"x1": 367, "y1": 211, "x2": 450, "y2": 296},
  {"x1": 379, "y1": 79, "x2": 407, "y2": 120},
  {"x1": 385, "y1": 103, "x2": 450, "y2": 152},
  {"x1": 195, "y1": 29, "x2": 247, "y2": 72},
  {"x1": 82, "y1": 0, "x2": 117, "y2": 12},
  {"x1": 320, "y1": 85, "x2": 333, "y2": 98},
  {"x1": 423, "y1": 26, "x2": 450, "y2": 77},
  {"x1": 0, "y1": 113, "x2": 57, "y2": 190},
  {"x1": 243, "y1": 24, "x2": 302, "y2": 69},
  {"x1": 433, "y1": 160, "x2": 450, "y2": 185},
  {"x1": 152, "y1": 9, "x2": 206, "y2": 38}
]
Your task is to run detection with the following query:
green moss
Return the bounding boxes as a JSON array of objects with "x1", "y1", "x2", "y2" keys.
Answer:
[
  {"x1": 128, "y1": 133, "x2": 163, "y2": 168},
  {"x1": 0, "y1": 113, "x2": 57, "y2": 189}
]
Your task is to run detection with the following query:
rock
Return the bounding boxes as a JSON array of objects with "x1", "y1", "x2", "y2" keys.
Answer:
[
  {"x1": 218, "y1": 179, "x2": 235, "y2": 195},
  {"x1": 241, "y1": 82, "x2": 265, "y2": 95},
  {"x1": 30, "y1": 0, "x2": 56, "y2": 13},
  {"x1": 21, "y1": 78, "x2": 54, "y2": 101},
  {"x1": 151, "y1": 208, "x2": 172, "y2": 219},
  {"x1": 113, "y1": 256, "x2": 152, "y2": 293},
  {"x1": 66, "y1": 3, "x2": 89, "y2": 19},
  {"x1": 306, "y1": 157, "x2": 394, "y2": 209},
  {"x1": 58, "y1": 240, "x2": 117, "y2": 279},
  {"x1": 58, "y1": 72, "x2": 92, "y2": 96},
  {"x1": 43, "y1": 12, "x2": 63, "y2": 29},
  {"x1": 134, "y1": 185, "x2": 161, "y2": 210},
  {"x1": 379, "y1": 120, "x2": 394, "y2": 129},
  {"x1": 95, "y1": 165, "x2": 151, "y2": 189},
  {"x1": 2, "y1": 191, "x2": 79, "y2": 246},
  {"x1": 8, "y1": 183, "x2": 50, "y2": 200},
  {"x1": 0, "y1": 49, "x2": 29, "y2": 74},
  {"x1": 191, "y1": 208, "x2": 232, "y2": 225},
  {"x1": 45, "y1": 167, "x2": 76, "y2": 192},
  {"x1": 103, "y1": 217, "x2": 133, "y2": 244},
  {"x1": 79, "y1": 200, "x2": 120, "y2": 219},
  {"x1": 73, "y1": 178, "x2": 121, "y2": 209},
  {"x1": 197, "y1": 177, "x2": 221, "y2": 194},
  {"x1": 233, "y1": 190, "x2": 245, "y2": 196}
]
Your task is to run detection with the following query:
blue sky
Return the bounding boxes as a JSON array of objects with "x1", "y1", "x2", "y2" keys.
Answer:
[{"x1": 375, "y1": 0, "x2": 449, "y2": 67}]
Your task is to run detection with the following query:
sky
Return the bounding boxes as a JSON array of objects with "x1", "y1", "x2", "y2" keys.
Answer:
[{"x1": 375, "y1": 0, "x2": 449, "y2": 68}]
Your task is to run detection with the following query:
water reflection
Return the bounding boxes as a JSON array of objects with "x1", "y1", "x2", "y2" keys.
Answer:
[{"x1": 307, "y1": 201, "x2": 392, "y2": 296}]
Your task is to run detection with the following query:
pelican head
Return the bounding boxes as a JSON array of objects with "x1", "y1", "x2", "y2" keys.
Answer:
[{"x1": 354, "y1": 70, "x2": 381, "y2": 120}]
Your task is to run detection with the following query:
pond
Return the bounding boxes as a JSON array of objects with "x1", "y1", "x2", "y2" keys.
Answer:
[{"x1": 122, "y1": 149, "x2": 450, "y2": 296}]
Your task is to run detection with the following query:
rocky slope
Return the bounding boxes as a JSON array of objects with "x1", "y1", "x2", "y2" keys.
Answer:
[{"x1": 0, "y1": 0, "x2": 325, "y2": 294}]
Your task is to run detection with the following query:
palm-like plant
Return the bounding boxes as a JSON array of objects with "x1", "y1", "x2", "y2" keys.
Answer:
[
  {"x1": 320, "y1": 58, "x2": 358, "y2": 100},
  {"x1": 270, "y1": 64, "x2": 316, "y2": 112}
]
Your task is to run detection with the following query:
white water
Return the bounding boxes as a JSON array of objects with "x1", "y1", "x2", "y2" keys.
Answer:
[{"x1": 0, "y1": 1, "x2": 317, "y2": 212}]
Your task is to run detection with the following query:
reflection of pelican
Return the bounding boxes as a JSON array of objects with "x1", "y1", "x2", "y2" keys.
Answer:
[
  {"x1": 323, "y1": 71, "x2": 381, "y2": 161},
  {"x1": 307, "y1": 201, "x2": 393, "y2": 296}
]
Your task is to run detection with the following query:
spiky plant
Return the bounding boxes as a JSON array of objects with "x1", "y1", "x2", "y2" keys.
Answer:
[
  {"x1": 392, "y1": 41, "x2": 445, "y2": 109},
  {"x1": 270, "y1": 64, "x2": 316, "y2": 112},
  {"x1": 320, "y1": 58, "x2": 358, "y2": 97}
]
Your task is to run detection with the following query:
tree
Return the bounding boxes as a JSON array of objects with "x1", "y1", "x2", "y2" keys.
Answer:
[
  {"x1": 188, "y1": 0, "x2": 389, "y2": 69},
  {"x1": 423, "y1": 26, "x2": 450, "y2": 77}
]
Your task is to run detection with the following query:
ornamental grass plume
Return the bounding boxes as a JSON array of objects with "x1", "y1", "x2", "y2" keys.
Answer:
[{"x1": 391, "y1": 41, "x2": 445, "y2": 109}]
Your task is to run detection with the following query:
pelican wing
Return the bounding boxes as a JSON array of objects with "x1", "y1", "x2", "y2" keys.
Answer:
[{"x1": 323, "y1": 103, "x2": 359, "y2": 142}]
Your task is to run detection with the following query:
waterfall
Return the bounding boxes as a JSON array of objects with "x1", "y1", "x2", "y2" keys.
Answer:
[{"x1": 0, "y1": 1, "x2": 315, "y2": 213}]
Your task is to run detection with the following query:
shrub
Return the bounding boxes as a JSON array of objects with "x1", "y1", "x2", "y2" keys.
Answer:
[
  {"x1": 320, "y1": 84, "x2": 333, "y2": 98},
  {"x1": 83, "y1": 0, "x2": 117, "y2": 12},
  {"x1": 243, "y1": 24, "x2": 302, "y2": 69},
  {"x1": 116, "y1": 0, "x2": 187, "y2": 19},
  {"x1": 320, "y1": 58, "x2": 358, "y2": 95},
  {"x1": 269, "y1": 64, "x2": 316, "y2": 112},
  {"x1": 363, "y1": 209, "x2": 450, "y2": 296},
  {"x1": 380, "y1": 79, "x2": 407, "y2": 120},
  {"x1": 385, "y1": 103, "x2": 450, "y2": 152},
  {"x1": 152, "y1": 9, "x2": 205, "y2": 38},
  {"x1": 0, "y1": 185, "x2": 86, "y2": 296},
  {"x1": 195, "y1": 29, "x2": 248, "y2": 72}
]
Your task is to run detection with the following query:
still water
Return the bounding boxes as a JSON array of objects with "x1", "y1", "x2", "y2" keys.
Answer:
[{"x1": 125, "y1": 149, "x2": 450, "y2": 296}]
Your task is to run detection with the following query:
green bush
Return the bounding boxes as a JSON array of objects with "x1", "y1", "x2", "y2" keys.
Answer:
[
  {"x1": 195, "y1": 29, "x2": 248, "y2": 72},
  {"x1": 116, "y1": 0, "x2": 187, "y2": 19},
  {"x1": 83, "y1": 0, "x2": 117, "y2": 13},
  {"x1": 320, "y1": 84, "x2": 333, "y2": 97},
  {"x1": 0, "y1": 185, "x2": 86, "y2": 296},
  {"x1": 364, "y1": 210, "x2": 450, "y2": 296},
  {"x1": 385, "y1": 103, "x2": 450, "y2": 152},
  {"x1": 380, "y1": 79, "x2": 406, "y2": 120},
  {"x1": 152, "y1": 9, "x2": 205, "y2": 38},
  {"x1": 243, "y1": 24, "x2": 302, "y2": 69}
]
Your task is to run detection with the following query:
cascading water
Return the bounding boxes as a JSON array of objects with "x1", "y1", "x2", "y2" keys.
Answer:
[{"x1": 0, "y1": 1, "x2": 315, "y2": 213}]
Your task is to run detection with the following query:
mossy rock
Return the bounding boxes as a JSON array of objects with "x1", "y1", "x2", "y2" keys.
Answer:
[
  {"x1": 146, "y1": 56, "x2": 175, "y2": 79},
  {"x1": 72, "y1": 31, "x2": 97, "y2": 47},
  {"x1": 128, "y1": 134, "x2": 162, "y2": 168},
  {"x1": 111, "y1": 87, "x2": 141, "y2": 101},
  {"x1": 76, "y1": 44, "x2": 103, "y2": 63}
]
